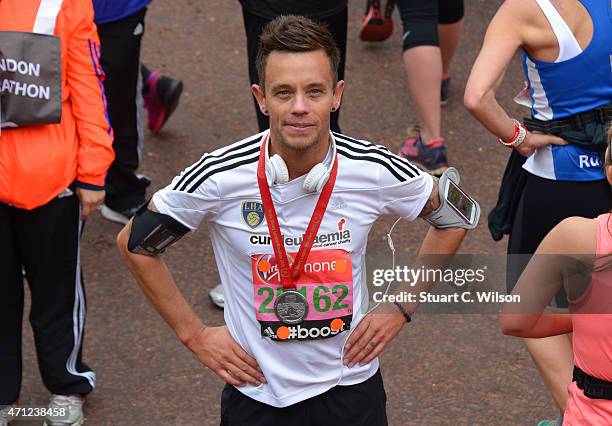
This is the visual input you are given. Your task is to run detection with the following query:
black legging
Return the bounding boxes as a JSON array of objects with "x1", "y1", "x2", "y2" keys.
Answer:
[
  {"x1": 396, "y1": 0, "x2": 464, "y2": 51},
  {"x1": 507, "y1": 173, "x2": 612, "y2": 306}
]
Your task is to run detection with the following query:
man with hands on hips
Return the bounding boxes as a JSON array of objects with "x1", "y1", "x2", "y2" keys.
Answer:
[{"x1": 117, "y1": 15, "x2": 472, "y2": 425}]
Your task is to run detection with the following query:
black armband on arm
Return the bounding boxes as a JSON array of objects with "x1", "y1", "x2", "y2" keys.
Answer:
[{"x1": 127, "y1": 204, "x2": 190, "y2": 256}]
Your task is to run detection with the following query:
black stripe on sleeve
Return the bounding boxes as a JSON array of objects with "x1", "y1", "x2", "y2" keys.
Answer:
[
  {"x1": 336, "y1": 148, "x2": 406, "y2": 182},
  {"x1": 172, "y1": 134, "x2": 263, "y2": 191},
  {"x1": 186, "y1": 155, "x2": 260, "y2": 194},
  {"x1": 334, "y1": 134, "x2": 420, "y2": 177},
  {"x1": 335, "y1": 140, "x2": 418, "y2": 179}
]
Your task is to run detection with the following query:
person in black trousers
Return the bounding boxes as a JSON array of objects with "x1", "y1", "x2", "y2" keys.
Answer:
[{"x1": 95, "y1": 1, "x2": 184, "y2": 224}]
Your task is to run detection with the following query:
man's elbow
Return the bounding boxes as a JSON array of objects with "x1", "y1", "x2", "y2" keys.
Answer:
[{"x1": 116, "y1": 224, "x2": 132, "y2": 260}]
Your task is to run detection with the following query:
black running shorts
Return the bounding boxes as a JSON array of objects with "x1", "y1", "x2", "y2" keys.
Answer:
[{"x1": 220, "y1": 369, "x2": 388, "y2": 426}]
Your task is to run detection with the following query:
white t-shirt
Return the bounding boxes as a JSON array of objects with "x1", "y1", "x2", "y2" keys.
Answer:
[{"x1": 152, "y1": 130, "x2": 433, "y2": 407}]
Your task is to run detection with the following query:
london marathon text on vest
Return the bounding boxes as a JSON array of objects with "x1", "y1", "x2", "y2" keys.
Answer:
[{"x1": 0, "y1": 58, "x2": 51, "y2": 100}]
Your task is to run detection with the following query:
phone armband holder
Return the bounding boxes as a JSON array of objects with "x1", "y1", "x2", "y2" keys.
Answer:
[
  {"x1": 127, "y1": 203, "x2": 190, "y2": 256},
  {"x1": 424, "y1": 167, "x2": 480, "y2": 230}
]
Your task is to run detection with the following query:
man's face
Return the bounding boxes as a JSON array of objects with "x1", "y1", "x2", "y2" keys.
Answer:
[{"x1": 252, "y1": 49, "x2": 344, "y2": 152}]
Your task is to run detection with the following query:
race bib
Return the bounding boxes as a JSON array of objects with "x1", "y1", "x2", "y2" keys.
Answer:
[
  {"x1": 251, "y1": 249, "x2": 353, "y2": 342},
  {"x1": 0, "y1": 31, "x2": 62, "y2": 128}
]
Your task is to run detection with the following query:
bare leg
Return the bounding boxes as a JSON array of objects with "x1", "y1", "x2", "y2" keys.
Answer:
[
  {"x1": 438, "y1": 19, "x2": 464, "y2": 79},
  {"x1": 524, "y1": 335, "x2": 573, "y2": 415},
  {"x1": 402, "y1": 46, "x2": 442, "y2": 143}
]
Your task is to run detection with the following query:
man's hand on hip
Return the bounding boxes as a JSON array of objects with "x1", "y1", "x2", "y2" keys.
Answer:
[
  {"x1": 76, "y1": 188, "x2": 105, "y2": 220},
  {"x1": 343, "y1": 307, "x2": 407, "y2": 368},
  {"x1": 186, "y1": 325, "x2": 266, "y2": 387}
]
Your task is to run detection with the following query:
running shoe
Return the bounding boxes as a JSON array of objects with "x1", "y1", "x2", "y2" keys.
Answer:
[
  {"x1": 441, "y1": 76, "x2": 451, "y2": 105},
  {"x1": 536, "y1": 416, "x2": 563, "y2": 426},
  {"x1": 209, "y1": 283, "x2": 225, "y2": 309},
  {"x1": 100, "y1": 204, "x2": 142, "y2": 225},
  {"x1": 43, "y1": 395, "x2": 84, "y2": 426},
  {"x1": 359, "y1": 0, "x2": 395, "y2": 42},
  {"x1": 100, "y1": 175, "x2": 149, "y2": 224},
  {"x1": 143, "y1": 71, "x2": 183, "y2": 133},
  {"x1": 135, "y1": 173, "x2": 152, "y2": 189},
  {"x1": 0, "y1": 404, "x2": 15, "y2": 426},
  {"x1": 384, "y1": 1, "x2": 395, "y2": 23},
  {"x1": 398, "y1": 134, "x2": 448, "y2": 176}
]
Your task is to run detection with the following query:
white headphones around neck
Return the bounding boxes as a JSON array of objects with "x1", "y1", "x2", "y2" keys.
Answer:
[{"x1": 264, "y1": 135, "x2": 336, "y2": 193}]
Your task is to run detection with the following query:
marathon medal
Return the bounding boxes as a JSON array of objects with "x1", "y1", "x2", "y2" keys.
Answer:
[
  {"x1": 256, "y1": 134, "x2": 338, "y2": 326},
  {"x1": 274, "y1": 290, "x2": 309, "y2": 325}
]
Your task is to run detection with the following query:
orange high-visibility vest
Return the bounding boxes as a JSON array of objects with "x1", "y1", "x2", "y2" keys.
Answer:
[{"x1": 0, "y1": 0, "x2": 114, "y2": 210}]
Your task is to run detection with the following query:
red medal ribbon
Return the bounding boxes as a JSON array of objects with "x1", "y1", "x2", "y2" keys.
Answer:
[{"x1": 257, "y1": 135, "x2": 338, "y2": 289}]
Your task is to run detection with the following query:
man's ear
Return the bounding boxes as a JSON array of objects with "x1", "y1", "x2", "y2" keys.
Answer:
[
  {"x1": 332, "y1": 80, "x2": 345, "y2": 112},
  {"x1": 606, "y1": 164, "x2": 612, "y2": 186},
  {"x1": 251, "y1": 84, "x2": 268, "y2": 116}
]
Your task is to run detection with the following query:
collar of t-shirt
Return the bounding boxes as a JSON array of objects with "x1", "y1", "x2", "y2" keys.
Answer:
[{"x1": 265, "y1": 132, "x2": 334, "y2": 193}]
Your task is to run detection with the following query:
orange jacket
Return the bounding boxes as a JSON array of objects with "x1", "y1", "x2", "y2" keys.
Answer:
[{"x1": 0, "y1": 0, "x2": 114, "y2": 210}]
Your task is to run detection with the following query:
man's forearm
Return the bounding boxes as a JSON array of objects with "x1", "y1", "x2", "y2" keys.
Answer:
[
  {"x1": 419, "y1": 226, "x2": 467, "y2": 256},
  {"x1": 117, "y1": 226, "x2": 205, "y2": 346},
  {"x1": 397, "y1": 227, "x2": 467, "y2": 315}
]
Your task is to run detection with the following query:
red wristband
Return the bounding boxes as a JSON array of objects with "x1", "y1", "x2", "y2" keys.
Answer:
[{"x1": 502, "y1": 120, "x2": 520, "y2": 144}]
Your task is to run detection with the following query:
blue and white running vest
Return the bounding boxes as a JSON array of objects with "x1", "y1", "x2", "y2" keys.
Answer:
[{"x1": 521, "y1": 0, "x2": 611, "y2": 181}]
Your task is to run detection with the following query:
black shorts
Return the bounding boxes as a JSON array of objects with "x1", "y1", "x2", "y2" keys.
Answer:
[
  {"x1": 220, "y1": 369, "x2": 388, "y2": 426},
  {"x1": 396, "y1": 0, "x2": 464, "y2": 50}
]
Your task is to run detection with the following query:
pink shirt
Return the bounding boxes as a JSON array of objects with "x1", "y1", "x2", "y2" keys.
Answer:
[{"x1": 565, "y1": 213, "x2": 612, "y2": 426}]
